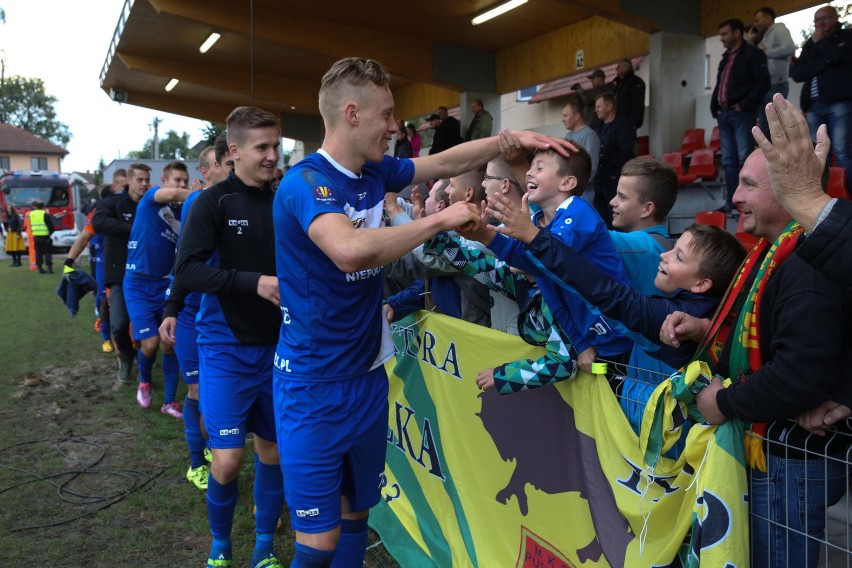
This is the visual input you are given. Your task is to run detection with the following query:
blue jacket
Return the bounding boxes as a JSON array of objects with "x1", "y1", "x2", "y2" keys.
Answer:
[
  {"x1": 56, "y1": 269, "x2": 98, "y2": 318},
  {"x1": 488, "y1": 196, "x2": 633, "y2": 356},
  {"x1": 526, "y1": 226, "x2": 721, "y2": 368},
  {"x1": 386, "y1": 278, "x2": 462, "y2": 320}
]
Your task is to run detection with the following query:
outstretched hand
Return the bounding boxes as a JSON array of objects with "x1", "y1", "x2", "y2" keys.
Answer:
[
  {"x1": 509, "y1": 130, "x2": 580, "y2": 159},
  {"x1": 487, "y1": 192, "x2": 539, "y2": 244},
  {"x1": 659, "y1": 311, "x2": 711, "y2": 348},
  {"x1": 752, "y1": 93, "x2": 832, "y2": 231},
  {"x1": 456, "y1": 201, "x2": 496, "y2": 244},
  {"x1": 410, "y1": 186, "x2": 426, "y2": 220}
]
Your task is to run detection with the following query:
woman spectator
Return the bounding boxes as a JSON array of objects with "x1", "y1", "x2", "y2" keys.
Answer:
[
  {"x1": 407, "y1": 123, "x2": 421, "y2": 157},
  {"x1": 3, "y1": 204, "x2": 26, "y2": 267}
]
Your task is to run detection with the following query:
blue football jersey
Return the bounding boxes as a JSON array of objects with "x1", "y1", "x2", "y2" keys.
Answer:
[{"x1": 273, "y1": 151, "x2": 414, "y2": 381}]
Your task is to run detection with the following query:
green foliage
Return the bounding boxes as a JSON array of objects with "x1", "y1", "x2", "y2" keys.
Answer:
[
  {"x1": 202, "y1": 122, "x2": 226, "y2": 147},
  {"x1": 0, "y1": 75, "x2": 72, "y2": 147},
  {"x1": 127, "y1": 129, "x2": 195, "y2": 160}
]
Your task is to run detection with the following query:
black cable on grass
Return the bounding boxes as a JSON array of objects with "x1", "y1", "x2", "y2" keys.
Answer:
[{"x1": 0, "y1": 433, "x2": 165, "y2": 532}]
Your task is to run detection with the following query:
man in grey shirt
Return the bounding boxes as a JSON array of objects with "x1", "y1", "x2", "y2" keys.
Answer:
[
  {"x1": 562, "y1": 100, "x2": 600, "y2": 200},
  {"x1": 747, "y1": 6, "x2": 795, "y2": 136}
]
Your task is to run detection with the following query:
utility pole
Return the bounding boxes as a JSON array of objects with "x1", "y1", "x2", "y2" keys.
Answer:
[{"x1": 150, "y1": 117, "x2": 162, "y2": 159}]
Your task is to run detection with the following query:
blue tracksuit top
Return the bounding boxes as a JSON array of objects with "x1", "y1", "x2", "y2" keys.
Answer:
[{"x1": 487, "y1": 195, "x2": 633, "y2": 356}]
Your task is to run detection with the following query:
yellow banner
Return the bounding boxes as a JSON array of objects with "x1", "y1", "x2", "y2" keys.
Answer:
[{"x1": 372, "y1": 312, "x2": 749, "y2": 568}]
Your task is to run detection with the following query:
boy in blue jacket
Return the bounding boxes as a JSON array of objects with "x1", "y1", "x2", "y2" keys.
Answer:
[
  {"x1": 458, "y1": 146, "x2": 635, "y2": 374},
  {"x1": 482, "y1": 191, "x2": 745, "y2": 437}
]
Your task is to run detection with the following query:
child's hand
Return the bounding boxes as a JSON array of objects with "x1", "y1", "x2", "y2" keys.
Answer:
[
  {"x1": 577, "y1": 346, "x2": 597, "y2": 374},
  {"x1": 488, "y1": 193, "x2": 539, "y2": 244},
  {"x1": 410, "y1": 186, "x2": 426, "y2": 220},
  {"x1": 384, "y1": 192, "x2": 404, "y2": 220},
  {"x1": 476, "y1": 368, "x2": 496, "y2": 390}
]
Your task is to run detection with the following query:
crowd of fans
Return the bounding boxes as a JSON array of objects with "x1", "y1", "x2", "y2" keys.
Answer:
[{"x1": 1, "y1": 6, "x2": 849, "y2": 566}]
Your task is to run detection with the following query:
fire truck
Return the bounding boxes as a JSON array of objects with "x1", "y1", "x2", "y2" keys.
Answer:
[{"x1": 0, "y1": 170, "x2": 80, "y2": 251}]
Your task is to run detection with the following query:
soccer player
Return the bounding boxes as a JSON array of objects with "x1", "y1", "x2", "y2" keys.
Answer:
[
  {"x1": 93, "y1": 164, "x2": 151, "y2": 383},
  {"x1": 273, "y1": 57, "x2": 571, "y2": 567},
  {"x1": 160, "y1": 134, "x2": 234, "y2": 491},
  {"x1": 124, "y1": 161, "x2": 191, "y2": 414},
  {"x1": 173, "y1": 107, "x2": 284, "y2": 568}
]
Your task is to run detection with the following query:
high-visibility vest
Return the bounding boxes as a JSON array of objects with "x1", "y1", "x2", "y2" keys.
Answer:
[{"x1": 29, "y1": 209, "x2": 50, "y2": 236}]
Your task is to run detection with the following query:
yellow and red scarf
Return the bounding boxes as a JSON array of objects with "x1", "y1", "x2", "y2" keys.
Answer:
[{"x1": 694, "y1": 220, "x2": 802, "y2": 471}]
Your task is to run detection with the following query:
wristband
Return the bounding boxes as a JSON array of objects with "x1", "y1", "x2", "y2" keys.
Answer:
[{"x1": 590, "y1": 362, "x2": 608, "y2": 375}]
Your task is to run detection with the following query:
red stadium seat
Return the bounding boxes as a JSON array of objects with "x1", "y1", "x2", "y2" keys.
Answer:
[
  {"x1": 679, "y1": 128, "x2": 706, "y2": 156},
  {"x1": 827, "y1": 167, "x2": 849, "y2": 200},
  {"x1": 708, "y1": 126, "x2": 721, "y2": 154},
  {"x1": 662, "y1": 152, "x2": 698, "y2": 186},
  {"x1": 694, "y1": 210, "x2": 726, "y2": 228},
  {"x1": 688, "y1": 149, "x2": 719, "y2": 181},
  {"x1": 637, "y1": 135, "x2": 650, "y2": 157}
]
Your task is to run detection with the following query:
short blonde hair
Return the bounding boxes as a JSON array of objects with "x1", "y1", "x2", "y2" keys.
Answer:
[{"x1": 319, "y1": 58, "x2": 390, "y2": 126}]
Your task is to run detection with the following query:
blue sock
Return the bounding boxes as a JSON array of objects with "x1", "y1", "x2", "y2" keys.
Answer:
[
  {"x1": 137, "y1": 351, "x2": 155, "y2": 384},
  {"x1": 253, "y1": 454, "x2": 285, "y2": 536},
  {"x1": 100, "y1": 319, "x2": 111, "y2": 342},
  {"x1": 183, "y1": 396, "x2": 205, "y2": 468},
  {"x1": 162, "y1": 353, "x2": 179, "y2": 404},
  {"x1": 291, "y1": 542, "x2": 335, "y2": 568},
  {"x1": 207, "y1": 474, "x2": 238, "y2": 544},
  {"x1": 251, "y1": 532, "x2": 275, "y2": 566},
  {"x1": 331, "y1": 518, "x2": 368, "y2": 567},
  {"x1": 209, "y1": 536, "x2": 232, "y2": 564}
]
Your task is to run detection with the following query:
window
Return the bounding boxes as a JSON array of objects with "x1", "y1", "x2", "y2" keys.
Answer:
[
  {"x1": 31, "y1": 157, "x2": 48, "y2": 170},
  {"x1": 0, "y1": 156, "x2": 9, "y2": 171},
  {"x1": 516, "y1": 85, "x2": 540, "y2": 102}
]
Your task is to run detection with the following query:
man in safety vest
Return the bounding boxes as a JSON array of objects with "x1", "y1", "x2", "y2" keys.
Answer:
[{"x1": 29, "y1": 200, "x2": 55, "y2": 273}]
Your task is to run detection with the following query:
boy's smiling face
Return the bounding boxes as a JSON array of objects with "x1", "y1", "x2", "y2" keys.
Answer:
[
  {"x1": 525, "y1": 152, "x2": 574, "y2": 210},
  {"x1": 654, "y1": 231, "x2": 711, "y2": 294}
]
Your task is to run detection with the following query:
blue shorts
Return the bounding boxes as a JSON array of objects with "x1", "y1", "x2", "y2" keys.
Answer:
[
  {"x1": 123, "y1": 276, "x2": 169, "y2": 341},
  {"x1": 275, "y1": 367, "x2": 389, "y2": 533},
  {"x1": 174, "y1": 307, "x2": 200, "y2": 385},
  {"x1": 200, "y1": 343, "x2": 277, "y2": 449}
]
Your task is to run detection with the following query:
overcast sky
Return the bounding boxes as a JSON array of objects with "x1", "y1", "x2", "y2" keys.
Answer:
[
  {"x1": 0, "y1": 1, "x2": 830, "y2": 174},
  {"x1": 0, "y1": 0, "x2": 208, "y2": 173}
]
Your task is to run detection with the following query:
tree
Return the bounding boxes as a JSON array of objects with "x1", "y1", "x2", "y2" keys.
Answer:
[
  {"x1": 127, "y1": 129, "x2": 194, "y2": 160},
  {"x1": 0, "y1": 75, "x2": 72, "y2": 147},
  {"x1": 201, "y1": 122, "x2": 225, "y2": 147}
]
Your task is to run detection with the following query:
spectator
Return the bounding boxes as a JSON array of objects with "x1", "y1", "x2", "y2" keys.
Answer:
[
  {"x1": 790, "y1": 5, "x2": 852, "y2": 191},
  {"x1": 562, "y1": 100, "x2": 600, "y2": 187},
  {"x1": 664, "y1": 148, "x2": 851, "y2": 568},
  {"x1": 594, "y1": 92, "x2": 635, "y2": 228},
  {"x1": 611, "y1": 59, "x2": 646, "y2": 130},
  {"x1": 28, "y1": 199, "x2": 54, "y2": 273},
  {"x1": 3, "y1": 204, "x2": 25, "y2": 267},
  {"x1": 406, "y1": 123, "x2": 421, "y2": 157},
  {"x1": 393, "y1": 120, "x2": 413, "y2": 158},
  {"x1": 573, "y1": 68, "x2": 610, "y2": 129},
  {"x1": 459, "y1": 145, "x2": 634, "y2": 376},
  {"x1": 711, "y1": 18, "x2": 771, "y2": 213},
  {"x1": 746, "y1": 7, "x2": 795, "y2": 137},
  {"x1": 754, "y1": 93, "x2": 852, "y2": 437},
  {"x1": 428, "y1": 106, "x2": 463, "y2": 154},
  {"x1": 464, "y1": 98, "x2": 493, "y2": 141},
  {"x1": 383, "y1": 171, "x2": 491, "y2": 328}
]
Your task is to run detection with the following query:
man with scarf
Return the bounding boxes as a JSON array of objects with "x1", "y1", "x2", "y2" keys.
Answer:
[{"x1": 660, "y1": 146, "x2": 851, "y2": 568}]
